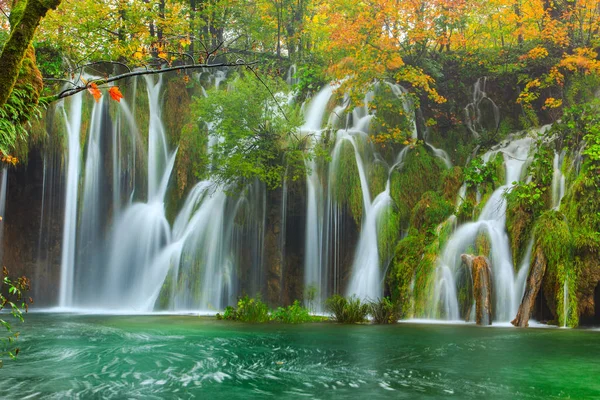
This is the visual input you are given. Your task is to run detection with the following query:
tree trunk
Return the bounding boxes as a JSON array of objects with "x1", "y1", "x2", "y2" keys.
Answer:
[
  {"x1": 0, "y1": 0, "x2": 62, "y2": 107},
  {"x1": 512, "y1": 246, "x2": 547, "y2": 327}
]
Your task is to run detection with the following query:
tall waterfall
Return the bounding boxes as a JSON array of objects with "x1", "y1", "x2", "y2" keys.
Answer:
[{"x1": 55, "y1": 74, "x2": 266, "y2": 311}]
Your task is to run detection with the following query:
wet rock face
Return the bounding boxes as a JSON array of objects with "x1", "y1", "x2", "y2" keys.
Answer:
[
  {"x1": 461, "y1": 254, "x2": 492, "y2": 325},
  {"x1": 2, "y1": 150, "x2": 64, "y2": 306}
]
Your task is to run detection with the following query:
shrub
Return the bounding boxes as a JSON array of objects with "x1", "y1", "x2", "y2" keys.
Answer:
[
  {"x1": 369, "y1": 297, "x2": 399, "y2": 324},
  {"x1": 216, "y1": 295, "x2": 270, "y2": 323},
  {"x1": 325, "y1": 295, "x2": 369, "y2": 324},
  {"x1": 271, "y1": 300, "x2": 312, "y2": 324}
]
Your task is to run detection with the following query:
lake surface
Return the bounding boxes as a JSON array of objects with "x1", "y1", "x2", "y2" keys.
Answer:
[{"x1": 1, "y1": 314, "x2": 599, "y2": 399}]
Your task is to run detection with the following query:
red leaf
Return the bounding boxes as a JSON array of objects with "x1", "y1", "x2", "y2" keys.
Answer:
[
  {"x1": 87, "y1": 82, "x2": 102, "y2": 102},
  {"x1": 108, "y1": 86, "x2": 124, "y2": 102}
]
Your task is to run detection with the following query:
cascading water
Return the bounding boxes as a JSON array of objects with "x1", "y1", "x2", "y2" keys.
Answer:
[
  {"x1": 301, "y1": 81, "x2": 453, "y2": 306},
  {"x1": 59, "y1": 91, "x2": 83, "y2": 307},
  {"x1": 465, "y1": 77, "x2": 500, "y2": 139},
  {"x1": 431, "y1": 136, "x2": 535, "y2": 321},
  {"x1": 54, "y1": 72, "x2": 267, "y2": 312},
  {"x1": 552, "y1": 150, "x2": 566, "y2": 209}
]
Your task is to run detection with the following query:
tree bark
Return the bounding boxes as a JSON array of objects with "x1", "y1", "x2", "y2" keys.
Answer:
[
  {"x1": 512, "y1": 246, "x2": 547, "y2": 327},
  {"x1": 0, "y1": 0, "x2": 62, "y2": 107}
]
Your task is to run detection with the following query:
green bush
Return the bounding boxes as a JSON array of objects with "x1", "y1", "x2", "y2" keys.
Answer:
[
  {"x1": 271, "y1": 300, "x2": 312, "y2": 324},
  {"x1": 324, "y1": 295, "x2": 369, "y2": 324},
  {"x1": 369, "y1": 297, "x2": 399, "y2": 324},
  {"x1": 216, "y1": 295, "x2": 270, "y2": 323}
]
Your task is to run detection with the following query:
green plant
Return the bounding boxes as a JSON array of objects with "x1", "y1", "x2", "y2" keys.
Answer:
[
  {"x1": 271, "y1": 300, "x2": 312, "y2": 324},
  {"x1": 369, "y1": 297, "x2": 399, "y2": 324},
  {"x1": 324, "y1": 294, "x2": 369, "y2": 324},
  {"x1": 504, "y1": 181, "x2": 546, "y2": 215},
  {"x1": 216, "y1": 295, "x2": 270, "y2": 323},
  {"x1": 463, "y1": 156, "x2": 500, "y2": 188},
  {"x1": 1, "y1": 267, "x2": 31, "y2": 363}
]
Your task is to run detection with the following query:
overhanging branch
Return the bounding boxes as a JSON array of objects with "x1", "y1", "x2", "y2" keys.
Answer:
[{"x1": 41, "y1": 60, "x2": 259, "y2": 103}]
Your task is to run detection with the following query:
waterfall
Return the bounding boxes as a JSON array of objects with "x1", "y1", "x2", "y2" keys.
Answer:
[
  {"x1": 59, "y1": 91, "x2": 83, "y2": 307},
  {"x1": 552, "y1": 150, "x2": 566, "y2": 209},
  {"x1": 431, "y1": 136, "x2": 535, "y2": 322},
  {"x1": 302, "y1": 84, "x2": 336, "y2": 310},
  {"x1": 465, "y1": 77, "x2": 500, "y2": 139},
  {"x1": 53, "y1": 72, "x2": 269, "y2": 312}
]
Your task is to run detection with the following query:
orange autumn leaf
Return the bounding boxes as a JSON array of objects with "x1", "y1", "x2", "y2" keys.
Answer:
[
  {"x1": 108, "y1": 86, "x2": 124, "y2": 102},
  {"x1": 87, "y1": 82, "x2": 102, "y2": 102}
]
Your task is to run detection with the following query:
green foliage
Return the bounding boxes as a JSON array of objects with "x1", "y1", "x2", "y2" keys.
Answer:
[
  {"x1": 294, "y1": 64, "x2": 327, "y2": 99},
  {"x1": 331, "y1": 139, "x2": 364, "y2": 224},
  {"x1": 377, "y1": 204, "x2": 401, "y2": 267},
  {"x1": 216, "y1": 296, "x2": 322, "y2": 324},
  {"x1": 190, "y1": 69, "x2": 304, "y2": 191},
  {"x1": 533, "y1": 211, "x2": 578, "y2": 327},
  {"x1": 368, "y1": 297, "x2": 399, "y2": 324},
  {"x1": 0, "y1": 85, "x2": 44, "y2": 157},
  {"x1": 271, "y1": 300, "x2": 312, "y2": 324},
  {"x1": 409, "y1": 191, "x2": 454, "y2": 233},
  {"x1": 463, "y1": 155, "x2": 502, "y2": 189},
  {"x1": 1, "y1": 268, "x2": 32, "y2": 362},
  {"x1": 369, "y1": 83, "x2": 414, "y2": 146},
  {"x1": 32, "y1": 42, "x2": 63, "y2": 78},
  {"x1": 324, "y1": 294, "x2": 369, "y2": 324},
  {"x1": 504, "y1": 181, "x2": 546, "y2": 215},
  {"x1": 216, "y1": 295, "x2": 270, "y2": 323},
  {"x1": 441, "y1": 166, "x2": 463, "y2": 202},
  {"x1": 390, "y1": 145, "x2": 447, "y2": 227},
  {"x1": 456, "y1": 199, "x2": 474, "y2": 223}
]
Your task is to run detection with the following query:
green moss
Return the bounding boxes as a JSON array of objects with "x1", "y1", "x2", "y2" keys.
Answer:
[
  {"x1": 377, "y1": 204, "x2": 401, "y2": 267},
  {"x1": 506, "y1": 191, "x2": 536, "y2": 268},
  {"x1": 331, "y1": 140, "x2": 364, "y2": 224},
  {"x1": 475, "y1": 231, "x2": 491, "y2": 257},
  {"x1": 533, "y1": 210, "x2": 578, "y2": 327},
  {"x1": 155, "y1": 269, "x2": 175, "y2": 311},
  {"x1": 368, "y1": 160, "x2": 388, "y2": 198},
  {"x1": 390, "y1": 145, "x2": 447, "y2": 227},
  {"x1": 387, "y1": 232, "x2": 425, "y2": 317},
  {"x1": 409, "y1": 191, "x2": 454, "y2": 232},
  {"x1": 441, "y1": 166, "x2": 463, "y2": 202},
  {"x1": 456, "y1": 198, "x2": 474, "y2": 223}
]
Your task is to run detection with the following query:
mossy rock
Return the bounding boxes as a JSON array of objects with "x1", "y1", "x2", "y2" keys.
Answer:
[
  {"x1": 534, "y1": 210, "x2": 579, "y2": 327},
  {"x1": 377, "y1": 204, "x2": 401, "y2": 268},
  {"x1": 390, "y1": 145, "x2": 447, "y2": 227},
  {"x1": 409, "y1": 191, "x2": 454, "y2": 232},
  {"x1": 441, "y1": 166, "x2": 463, "y2": 202},
  {"x1": 506, "y1": 190, "x2": 536, "y2": 268},
  {"x1": 331, "y1": 139, "x2": 364, "y2": 224}
]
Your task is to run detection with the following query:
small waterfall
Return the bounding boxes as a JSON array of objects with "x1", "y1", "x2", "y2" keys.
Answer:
[
  {"x1": 286, "y1": 64, "x2": 298, "y2": 86},
  {"x1": 465, "y1": 77, "x2": 500, "y2": 139},
  {"x1": 552, "y1": 150, "x2": 566, "y2": 209},
  {"x1": 431, "y1": 136, "x2": 534, "y2": 321}
]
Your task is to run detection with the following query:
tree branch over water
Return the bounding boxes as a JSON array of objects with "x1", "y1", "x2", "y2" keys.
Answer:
[{"x1": 42, "y1": 59, "x2": 259, "y2": 103}]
